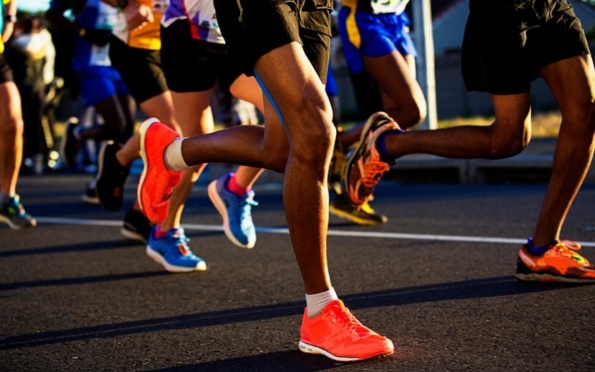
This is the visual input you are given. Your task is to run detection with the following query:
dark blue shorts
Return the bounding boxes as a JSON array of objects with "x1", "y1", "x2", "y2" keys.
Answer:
[
  {"x1": 78, "y1": 65, "x2": 129, "y2": 107},
  {"x1": 338, "y1": 7, "x2": 417, "y2": 74}
]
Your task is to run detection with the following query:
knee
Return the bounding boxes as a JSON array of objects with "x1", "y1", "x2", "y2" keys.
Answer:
[
  {"x1": 487, "y1": 123, "x2": 530, "y2": 159},
  {"x1": 263, "y1": 146, "x2": 289, "y2": 173},
  {"x1": 0, "y1": 116, "x2": 23, "y2": 137}
]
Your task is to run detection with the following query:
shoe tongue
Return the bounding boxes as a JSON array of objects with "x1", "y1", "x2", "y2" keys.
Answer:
[{"x1": 169, "y1": 227, "x2": 185, "y2": 238}]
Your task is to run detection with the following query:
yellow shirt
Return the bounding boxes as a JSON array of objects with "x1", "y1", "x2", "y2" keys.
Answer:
[
  {"x1": 0, "y1": 0, "x2": 10, "y2": 54},
  {"x1": 112, "y1": 0, "x2": 168, "y2": 50}
]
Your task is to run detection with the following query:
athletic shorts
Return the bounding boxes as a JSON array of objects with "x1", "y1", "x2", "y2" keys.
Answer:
[
  {"x1": 0, "y1": 54, "x2": 14, "y2": 84},
  {"x1": 160, "y1": 21, "x2": 242, "y2": 93},
  {"x1": 462, "y1": 0, "x2": 590, "y2": 95},
  {"x1": 214, "y1": 0, "x2": 332, "y2": 83},
  {"x1": 338, "y1": 8, "x2": 417, "y2": 74},
  {"x1": 77, "y1": 65, "x2": 129, "y2": 107},
  {"x1": 109, "y1": 36, "x2": 168, "y2": 104}
]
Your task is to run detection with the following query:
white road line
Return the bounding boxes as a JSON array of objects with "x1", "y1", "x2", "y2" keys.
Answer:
[{"x1": 35, "y1": 217, "x2": 595, "y2": 247}]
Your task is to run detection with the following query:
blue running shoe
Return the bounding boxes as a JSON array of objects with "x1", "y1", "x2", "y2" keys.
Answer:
[
  {"x1": 208, "y1": 173, "x2": 258, "y2": 249},
  {"x1": 146, "y1": 227, "x2": 207, "y2": 272}
]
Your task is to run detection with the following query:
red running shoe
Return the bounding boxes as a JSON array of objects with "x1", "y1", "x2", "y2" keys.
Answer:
[
  {"x1": 137, "y1": 118, "x2": 183, "y2": 224},
  {"x1": 299, "y1": 299, "x2": 394, "y2": 362}
]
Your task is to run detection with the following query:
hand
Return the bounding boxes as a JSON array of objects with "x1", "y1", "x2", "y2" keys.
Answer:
[
  {"x1": 80, "y1": 28, "x2": 112, "y2": 46},
  {"x1": 123, "y1": 0, "x2": 154, "y2": 31}
]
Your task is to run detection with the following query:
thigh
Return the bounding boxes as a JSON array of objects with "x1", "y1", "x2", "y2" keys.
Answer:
[
  {"x1": 541, "y1": 55, "x2": 595, "y2": 124},
  {"x1": 214, "y1": 0, "x2": 331, "y2": 81}
]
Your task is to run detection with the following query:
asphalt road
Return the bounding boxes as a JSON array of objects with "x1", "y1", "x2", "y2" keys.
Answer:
[{"x1": 1, "y1": 171, "x2": 594, "y2": 372}]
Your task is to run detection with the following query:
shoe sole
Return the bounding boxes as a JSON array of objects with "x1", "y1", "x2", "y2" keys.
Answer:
[
  {"x1": 145, "y1": 246, "x2": 207, "y2": 273},
  {"x1": 0, "y1": 215, "x2": 37, "y2": 230},
  {"x1": 96, "y1": 141, "x2": 123, "y2": 212},
  {"x1": 298, "y1": 341, "x2": 392, "y2": 362},
  {"x1": 137, "y1": 118, "x2": 161, "y2": 214},
  {"x1": 329, "y1": 205, "x2": 386, "y2": 226},
  {"x1": 120, "y1": 228, "x2": 147, "y2": 244},
  {"x1": 81, "y1": 194, "x2": 100, "y2": 205},
  {"x1": 515, "y1": 272, "x2": 595, "y2": 283},
  {"x1": 207, "y1": 180, "x2": 255, "y2": 249}
]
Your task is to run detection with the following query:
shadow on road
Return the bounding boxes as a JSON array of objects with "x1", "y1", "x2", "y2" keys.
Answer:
[{"x1": 1, "y1": 275, "x2": 584, "y2": 351}]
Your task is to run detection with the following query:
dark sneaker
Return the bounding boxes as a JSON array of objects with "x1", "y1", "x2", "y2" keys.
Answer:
[
  {"x1": 0, "y1": 195, "x2": 37, "y2": 230},
  {"x1": 515, "y1": 240, "x2": 595, "y2": 283},
  {"x1": 60, "y1": 117, "x2": 82, "y2": 169},
  {"x1": 328, "y1": 142, "x2": 347, "y2": 194},
  {"x1": 329, "y1": 192, "x2": 387, "y2": 225},
  {"x1": 343, "y1": 112, "x2": 400, "y2": 206},
  {"x1": 207, "y1": 173, "x2": 258, "y2": 249},
  {"x1": 121, "y1": 208, "x2": 154, "y2": 244},
  {"x1": 96, "y1": 141, "x2": 130, "y2": 211},
  {"x1": 81, "y1": 181, "x2": 100, "y2": 205},
  {"x1": 146, "y1": 226, "x2": 207, "y2": 272}
]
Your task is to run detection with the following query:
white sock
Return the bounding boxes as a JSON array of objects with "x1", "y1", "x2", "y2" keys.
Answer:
[
  {"x1": 164, "y1": 137, "x2": 189, "y2": 171},
  {"x1": 306, "y1": 288, "x2": 338, "y2": 318}
]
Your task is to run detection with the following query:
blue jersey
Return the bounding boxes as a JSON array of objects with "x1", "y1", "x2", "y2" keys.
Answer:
[
  {"x1": 0, "y1": 0, "x2": 7, "y2": 53},
  {"x1": 49, "y1": 0, "x2": 118, "y2": 71}
]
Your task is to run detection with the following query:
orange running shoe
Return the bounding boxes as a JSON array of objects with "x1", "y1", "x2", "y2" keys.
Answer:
[
  {"x1": 137, "y1": 118, "x2": 183, "y2": 224},
  {"x1": 343, "y1": 112, "x2": 401, "y2": 206},
  {"x1": 515, "y1": 240, "x2": 595, "y2": 283},
  {"x1": 299, "y1": 299, "x2": 394, "y2": 362}
]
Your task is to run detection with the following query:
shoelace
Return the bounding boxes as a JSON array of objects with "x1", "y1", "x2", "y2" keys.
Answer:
[
  {"x1": 331, "y1": 304, "x2": 372, "y2": 337},
  {"x1": 362, "y1": 160, "x2": 391, "y2": 188},
  {"x1": 554, "y1": 240, "x2": 589, "y2": 265}
]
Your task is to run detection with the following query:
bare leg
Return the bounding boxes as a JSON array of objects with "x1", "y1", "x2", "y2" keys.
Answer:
[
  {"x1": 364, "y1": 51, "x2": 426, "y2": 129},
  {"x1": 160, "y1": 90, "x2": 213, "y2": 232},
  {"x1": 0, "y1": 81, "x2": 23, "y2": 195},
  {"x1": 531, "y1": 55, "x2": 595, "y2": 247}
]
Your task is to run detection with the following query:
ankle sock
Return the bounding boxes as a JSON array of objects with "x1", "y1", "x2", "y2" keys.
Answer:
[
  {"x1": 306, "y1": 287, "x2": 338, "y2": 318},
  {"x1": 154, "y1": 226, "x2": 169, "y2": 239},
  {"x1": 377, "y1": 129, "x2": 402, "y2": 163},
  {"x1": 525, "y1": 237, "x2": 555, "y2": 256},
  {"x1": 164, "y1": 137, "x2": 188, "y2": 171},
  {"x1": 226, "y1": 174, "x2": 249, "y2": 197}
]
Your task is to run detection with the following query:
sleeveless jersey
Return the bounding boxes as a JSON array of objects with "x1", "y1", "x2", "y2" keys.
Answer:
[
  {"x1": 0, "y1": 0, "x2": 9, "y2": 54},
  {"x1": 342, "y1": 0, "x2": 409, "y2": 14},
  {"x1": 162, "y1": 0, "x2": 224, "y2": 44}
]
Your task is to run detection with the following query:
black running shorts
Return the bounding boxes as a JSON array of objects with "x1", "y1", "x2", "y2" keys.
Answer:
[
  {"x1": 109, "y1": 36, "x2": 168, "y2": 104},
  {"x1": 0, "y1": 54, "x2": 14, "y2": 84},
  {"x1": 160, "y1": 21, "x2": 242, "y2": 93},
  {"x1": 462, "y1": 0, "x2": 590, "y2": 95},
  {"x1": 214, "y1": 0, "x2": 333, "y2": 83}
]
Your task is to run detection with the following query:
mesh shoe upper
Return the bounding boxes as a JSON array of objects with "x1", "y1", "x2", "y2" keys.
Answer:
[
  {"x1": 299, "y1": 299, "x2": 394, "y2": 361},
  {"x1": 147, "y1": 227, "x2": 206, "y2": 272},
  {"x1": 516, "y1": 240, "x2": 595, "y2": 282},
  {"x1": 0, "y1": 195, "x2": 37, "y2": 230},
  {"x1": 344, "y1": 112, "x2": 400, "y2": 206},
  {"x1": 208, "y1": 173, "x2": 257, "y2": 249},
  {"x1": 137, "y1": 118, "x2": 183, "y2": 224}
]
